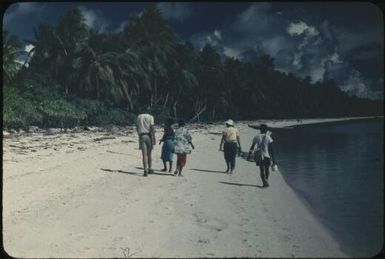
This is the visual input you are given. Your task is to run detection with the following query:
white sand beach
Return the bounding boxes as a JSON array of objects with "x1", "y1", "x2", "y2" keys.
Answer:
[{"x1": 3, "y1": 117, "x2": 372, "y2": 258}]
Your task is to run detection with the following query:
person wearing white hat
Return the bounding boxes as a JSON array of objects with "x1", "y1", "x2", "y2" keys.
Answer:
[{"x1": 219, "y1": 119, "x2": 241, "y2": 174}]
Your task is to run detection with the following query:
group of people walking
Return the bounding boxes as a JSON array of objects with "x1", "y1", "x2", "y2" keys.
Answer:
[
  {"x1": 136, "y1": 110, "x2": 276, "y2": 187},
  {"x1": 136, "y1": 111, "x2": 194, "y2": 177}
]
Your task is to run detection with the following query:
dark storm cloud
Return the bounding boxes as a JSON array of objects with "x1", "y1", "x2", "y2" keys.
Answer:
[
  {"x1": 3, "y1": 2, "x2": 383, "y2": 100},
  {"x1": 189, "y1": 2, "x2": 383, "y2": 100},
  {"x1": 156, "y1": 2, "x2": 193, "y2": 21}
]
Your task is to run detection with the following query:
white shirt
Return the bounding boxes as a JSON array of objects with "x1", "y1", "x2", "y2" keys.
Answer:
[
  {"x1": 136, "y1": 113, "x2": 154, "y2": 134},
  {"x1": 252, "y1": 133, "x2": 273, "y2": 158},
  {"x1": 222, "y1": 127, "x2": 238, "y2": 142}
]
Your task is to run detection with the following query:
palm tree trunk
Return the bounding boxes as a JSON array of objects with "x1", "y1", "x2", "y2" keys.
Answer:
[
  {"x1": 173, "y1": 101, "x2": 178, "y2": 118},
  {"x1": 96, "y1": 80, "x2": 100, "y2": 100},
  {"x1": 163, "y1": 93, "x2": 169, "y2": 109},
  {"x1": 154, "y1": 77, "x2": 157, "y2": 106}
]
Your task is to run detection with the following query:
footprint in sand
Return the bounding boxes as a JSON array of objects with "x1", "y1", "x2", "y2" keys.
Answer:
[
  {"x1": 101, "y1": 225, "x2": 111, "y2": 230},
  {"x1": 277, "y1": 234, "x2": 291, "y2": 242},
  {"x1": 194, "y1": 212, "x2": 227, "y2": 232},
  {"x1": 113, "y1": 237, "x2": 124, "y2": 242},
  {"x1": 196, "y1": 217, "x2": 208, "y2": 224},
  {"x1": 198, "y1": 238, "x2": 210, "y2": 244}
]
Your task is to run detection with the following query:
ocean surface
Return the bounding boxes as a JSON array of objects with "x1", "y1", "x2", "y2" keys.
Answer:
[{"x1": 274, "y1": 119, "x2": 384, "y2": 257}]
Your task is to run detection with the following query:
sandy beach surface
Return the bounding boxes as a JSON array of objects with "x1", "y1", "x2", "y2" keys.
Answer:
[{"x1": 3, "y1": 117, "x2": 370, "y2": 258}]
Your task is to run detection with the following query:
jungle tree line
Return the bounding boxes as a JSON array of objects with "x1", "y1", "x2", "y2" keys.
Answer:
[{"x1": 3, "y1": 6, "x2": 383, "y2": 128}]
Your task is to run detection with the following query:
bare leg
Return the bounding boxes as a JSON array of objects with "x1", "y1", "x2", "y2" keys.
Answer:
[
  {"x1": 174, "y1": 165, "x2": 179, "y2": 175},
  {"x1": 230, "y1": 153, "x2": 236, "y2": 172},
  {"x1": 161, "y1": 160, "x2": 167, "y2": 171},
  {"x1": 168, "y1": 161, "x2": 173, "y2": 172},
  {"x1": 174, "y1": 155, "x2": 180, "y2": 175}
]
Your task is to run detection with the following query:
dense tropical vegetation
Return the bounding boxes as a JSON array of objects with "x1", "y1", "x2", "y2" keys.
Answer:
[{"x1": 3, "y1": 6, "x2": 383, "y2": 129}]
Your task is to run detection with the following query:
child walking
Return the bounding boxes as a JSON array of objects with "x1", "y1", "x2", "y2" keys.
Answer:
[{"x1": 159, "y1": 118, "x2": 175, "y2": 172}]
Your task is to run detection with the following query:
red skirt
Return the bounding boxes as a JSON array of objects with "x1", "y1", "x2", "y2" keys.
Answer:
[{"x1": 177, "y1": 153, "x2": 187, "y2": 167}]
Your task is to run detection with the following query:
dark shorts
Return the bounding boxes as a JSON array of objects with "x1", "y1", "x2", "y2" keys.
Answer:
[
  {"x1": 139, "y1": 134, "x2": 153, "y2": 151},
  {"x1": 256, "y1": 157, "x2": 271, "y2": 167}
]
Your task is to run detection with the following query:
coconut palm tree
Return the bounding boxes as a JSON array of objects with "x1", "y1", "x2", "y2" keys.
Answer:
[
  {"x1": 75, "y1": 32, "x2": 150, "y2": 110},
  {"x1": 3, "y1": 31, "x2": 26, "y2": 84},
  {"x1": 122, "y1": 5, "x2": 179, "y2": 107},
  {"x1": 25, "y1": 24, "x2": 68, "y2": 88},
  {"x1": 196, "y1": 43, "x2": 224, "y2": 120}
]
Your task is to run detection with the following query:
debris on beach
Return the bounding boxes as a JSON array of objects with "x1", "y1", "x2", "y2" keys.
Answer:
[
  {"x1": 27, "y1": 126, "x2": 40, "y2": 133},
  {"x1": 46, "y1": 128, "x2": 62, "y2": 135},
  {"x1": 94, "y1": 136, "x2": 116, "y2": 142}
]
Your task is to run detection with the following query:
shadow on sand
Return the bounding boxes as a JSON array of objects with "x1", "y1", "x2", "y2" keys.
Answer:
[
  {"x1": 102, "y1": 168, "x2": 175, "y2": 177},
  {"x1": 219, "y1": 181, "x2": 264, "y2": 188},
  {"x1": 190, "y1": 168, "x2": 228, "y2": 174},
  {"x1": 134, "y1": 167, "x2": 176, "y2": 176},
  {"x1": 100, "y1": 168, "x2": 142, "y2": 176}
]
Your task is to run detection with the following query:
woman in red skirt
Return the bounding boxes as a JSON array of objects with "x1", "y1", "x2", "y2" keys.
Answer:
[{"x1": 173, "y1": 119, "x2": 195, "y2": 176}]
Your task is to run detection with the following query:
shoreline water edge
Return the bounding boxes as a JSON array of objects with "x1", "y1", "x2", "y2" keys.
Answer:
[{"x1": 3, "y1": 116, "x2": 382, "y2": 257}]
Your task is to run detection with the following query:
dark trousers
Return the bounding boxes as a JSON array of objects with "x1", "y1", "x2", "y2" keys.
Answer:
[
  {"x1": 224, "y1": 142, "x2": 237, "y2": 170},
  {"x1": 258, "y1": 157, "x2": 271, "y2": 185}
]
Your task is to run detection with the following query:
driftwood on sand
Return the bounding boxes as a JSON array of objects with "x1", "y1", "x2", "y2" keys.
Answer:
[{"x1": 188, "y1": 106, "x2": 207, "y2": 123}]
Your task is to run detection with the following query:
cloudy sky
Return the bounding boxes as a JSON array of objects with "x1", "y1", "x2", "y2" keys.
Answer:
[{"x1": 3, "y1": 2, "x2": 384, "y2": 100}]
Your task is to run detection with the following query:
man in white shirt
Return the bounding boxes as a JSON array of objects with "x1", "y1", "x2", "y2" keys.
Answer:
[
  {"x1": 248, "y1": 124, "x2": 276, "y2": 187},
  {"x1": 136, "y1": 111, "x2": 155, "y2": 176}
]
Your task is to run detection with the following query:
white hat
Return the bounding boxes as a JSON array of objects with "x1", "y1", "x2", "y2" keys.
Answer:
[{"x1": 225, "y1": 119, "x2": 234, "y2": 126}]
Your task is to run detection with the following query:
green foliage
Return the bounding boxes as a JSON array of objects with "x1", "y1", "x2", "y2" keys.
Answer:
[
  {"x1": 3, "y1": 5, "x2": 381, "y2": 130},
  {"x1": 21, "y1": 73, "x2": 62, "y2": 99},
  {"x1": 91, "y1": 108, "x2": 129, "y2": 126},
  {"x1": 3, "y1": 85, "x2": 42, "y2": 129},
  {"x1": 148, "y1": 104, "x2": 173, "y2": 125},
  {"x1": 38, "y1": 99, "x2": 87, "y2": 128}
]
